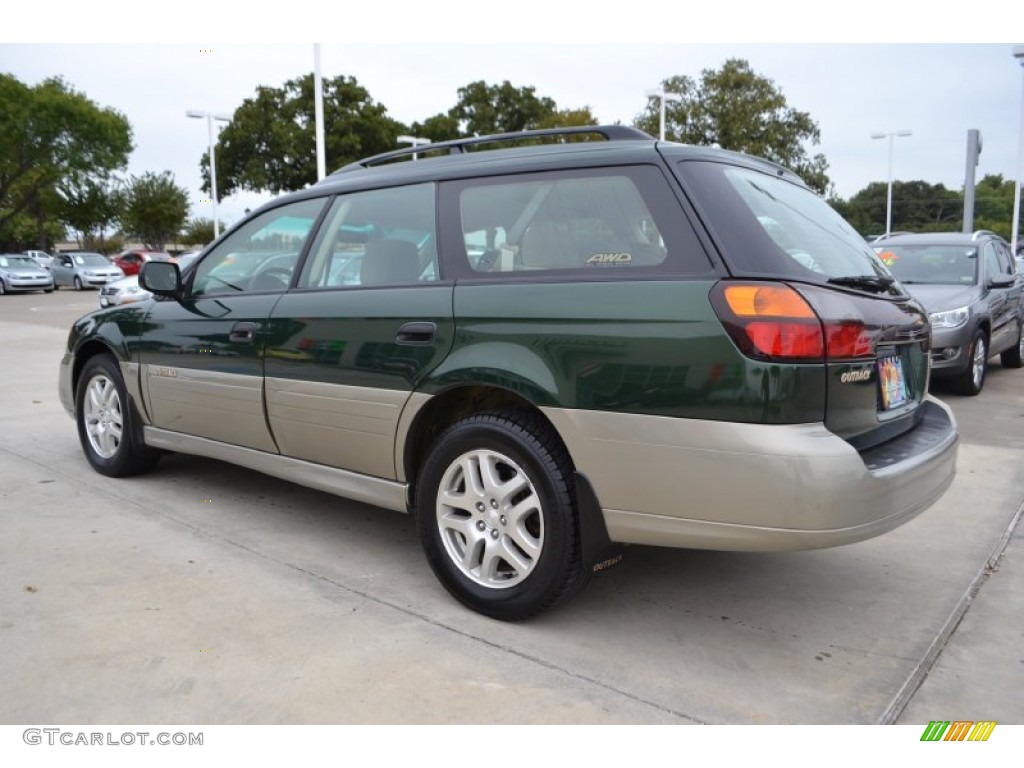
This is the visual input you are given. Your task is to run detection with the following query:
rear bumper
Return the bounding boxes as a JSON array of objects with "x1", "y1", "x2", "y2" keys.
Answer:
[{"x1": 542, "y1": 396, "x2": 958, "y2": 552}]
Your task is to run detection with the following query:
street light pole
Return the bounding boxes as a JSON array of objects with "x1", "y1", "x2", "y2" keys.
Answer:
[
  {"x1": 1011, "y1": 46, "x2": 1024, "y2": 256},
  {"x1": 186, "y1": 110, "x2": 231, "y2": 240},
  {"x1": 871, "y1": 130, "x2": 913, "y2": 237},
  {"x1": 645, "y1": 88, "x2": 682, "y2": 142},
  {"x1": 397, "y1": 135, "x2": 431, "y2": 161}
]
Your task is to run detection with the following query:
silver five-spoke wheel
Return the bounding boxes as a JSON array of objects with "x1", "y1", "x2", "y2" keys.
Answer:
[
  {"x1": 971, "y1": 335, "x2": 986, "y2": 391},
  {"x1": 436, "y1": 449, "x2": 543, "y2": 588},
  {"x1": 83, "y1": 373, "x2": 124, "y2": 459}
]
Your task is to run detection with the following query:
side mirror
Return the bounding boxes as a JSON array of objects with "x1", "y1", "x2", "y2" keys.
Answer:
[
  {"x1": 140, "y1": 261, "x2": 181, "y2": 297},
  {"x1": 988, "y1": 274, "x2": 1015, "y2": 289}
]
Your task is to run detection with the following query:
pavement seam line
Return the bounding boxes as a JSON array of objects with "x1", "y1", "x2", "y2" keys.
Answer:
[
  {"x1": 2, "y1": 443, "x2": 706, "y2": 725},
  {"x1": 876, "y1": 495, "x2": 1024, "y2": 725}
]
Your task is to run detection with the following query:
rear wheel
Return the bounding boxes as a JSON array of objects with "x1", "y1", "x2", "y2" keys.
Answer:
[
  {"x1": 75, "y1": 354, "x2": 160, "y2": 477},
  {"x1": 952, "y1": 330, "x2": 987, "y2": 396},
  {"x1": 1000, "y1": 320, "x2": 1024, "y2": 369},
  {"x1": 414, "y1": 411, "x2": 588, "y2": 620}
]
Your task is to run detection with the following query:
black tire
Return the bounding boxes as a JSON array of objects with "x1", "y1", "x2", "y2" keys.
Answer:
[
  {"x1": 73, "y1": 275, "x2": 84, "y2": 291},
  {"x1": 1000, "y1": 320, "x2": 1024, "y2": 369},
  {"x1": 75, "y1": 354, "x2": 160, "y2": 477},
  {"x1": 44, "y1": 288, "x2": 54, "y2": 294},
  {"x1": 0, "y1": 279, "x2": 6, "y2": 295},
  {"x1": 951, "y1": 330, "x2": 987, "y2": 396},
  {"x1": 414, "y1": 410, "x2": 588, "y2": 620}
]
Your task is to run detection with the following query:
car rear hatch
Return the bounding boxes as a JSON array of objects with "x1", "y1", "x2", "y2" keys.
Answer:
[{"x1": 673, "y1": 157, "x2": 934, "y2": 448}]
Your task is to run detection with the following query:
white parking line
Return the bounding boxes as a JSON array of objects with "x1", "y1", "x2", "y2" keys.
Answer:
[{"x1": 29, "y1": 304, "x2": 96, "y2": 312}]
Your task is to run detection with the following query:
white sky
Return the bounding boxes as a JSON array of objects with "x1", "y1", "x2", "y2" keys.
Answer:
[{"x1": 3, "y1": 4, "x2": 1023, "y2": 228}]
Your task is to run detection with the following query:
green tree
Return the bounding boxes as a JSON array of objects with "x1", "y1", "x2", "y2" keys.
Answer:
[
  {"x1": 121, "y1": 172, "x2": 189, "y2": 251},
  {"x1": 0, "y1": 74, "x2": 132, "y2": 250},
  {"x1": 407, "y1": 113, "x2": 461, "y2": 144},
  {"x1": 536, "y1": 107, "x2": 600, "y2": 130},
  {"x1": 448, "y1": 80, "x2": 556, "y2": 136},
  {"x1": 203, "y1": 74, "x2": 404, "y2": 196},
  {"x1": 635, "y1": 60, "x2": 831, "y2": 195},
  {"x1": 972, "y1": 174, "x2": 1019, "y2": 240},
  {"x1": 833, "y1": 181, "x2": 963, "y2": 236},
  {"x1": 58, "y1": 176, "x2": 125, "y2": 251},
  {"x1": 181, "y1": 217, "x2": 220, "y2": 246}
]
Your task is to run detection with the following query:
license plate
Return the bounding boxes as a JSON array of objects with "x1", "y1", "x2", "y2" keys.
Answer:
[{"x1": 878, "y1": 355, "x2": 909, "y2": 410}]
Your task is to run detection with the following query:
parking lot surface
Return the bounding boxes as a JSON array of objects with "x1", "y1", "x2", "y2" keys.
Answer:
[{"x1": 1, "y1": 290, "x2": 1022, "y2": 724}]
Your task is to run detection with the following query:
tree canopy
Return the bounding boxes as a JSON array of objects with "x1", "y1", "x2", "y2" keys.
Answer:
[
  {"x1": 0, "y1": 74, "x2": 132, "y2": 250},
  {"x1": 634, "y1": 59, "x2": 831, "y2": 195},
  {"x1": 204, "y1": 74, "x2": 404, "y2": 196},
  {"x1": 121, "y1": 172, "x2": 189, "y2": 251},
  {"x1": 448, "y1": 80, "x2": 557, "y2": 136}
]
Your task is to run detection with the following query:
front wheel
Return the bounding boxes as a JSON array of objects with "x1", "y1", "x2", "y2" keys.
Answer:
[
  {"x1": 75, "y1": 354, "x2": 160, "y2": 477},
  {"x1": 0, "y1": 279, "x2": 6, "y2": 295},
  {"x1": 952, "y1": 330, "x2": 987, "y2": 396},
  {"x1": 73, "y1": 276, "x2": 84, "y2": 291},
  {"x1": 414, "y1": 411, "x2": 588, "y2": 620}
]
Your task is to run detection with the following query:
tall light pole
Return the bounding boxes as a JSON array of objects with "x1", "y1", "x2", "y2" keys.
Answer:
[
  {"x1": 397, "y1": 135, "x2": 431, "y2": 161},
  {"x1": 1011, "y1": 45, "x2": 1024, "y2": 256},
  {"x1": 313, "y1": 44, "x2": 326, "y2": 181},
  {"x1": 186, "y1": 110, "x2": 231, "y2": 240},
  {"x1": 645, "y1": 87, "x2": 682, "y2": 142},
  {"x1": 871, "y1": 130, "x2": 913, "y2": 237}
]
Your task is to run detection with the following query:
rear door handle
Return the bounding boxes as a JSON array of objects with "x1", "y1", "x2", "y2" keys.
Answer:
[
  {"x1": 229, "y1": 321, "x2": 258, "y2": 343},
  {"x1": 395, "y1": 321, "x2": 436, "y2": 345}
]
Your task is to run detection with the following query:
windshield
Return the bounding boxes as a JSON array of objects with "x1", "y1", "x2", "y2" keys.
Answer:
[
  {"x1": 74, "y1": 253, "x2": 111, "y2": 267},
  {"x1": 874, "y1": 244, "x2": 977, "y2": 285},
  {"x1": 0, "y1": 256, "x2": 37, "y2": 268},
  {"x1": 678, "y1": 161, "x2": 897, "y2": 288}
]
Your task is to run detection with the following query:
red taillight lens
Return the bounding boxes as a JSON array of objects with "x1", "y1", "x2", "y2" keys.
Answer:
[
  {"x1": 824, "y1": 321, "x2": 874, "y2": 359},
  {"x1": 745, "y1": 321, "x2": 825, "y2": 358},
  {"x1": 713, "y1": 283, "x2": 825, "y2": 361}
]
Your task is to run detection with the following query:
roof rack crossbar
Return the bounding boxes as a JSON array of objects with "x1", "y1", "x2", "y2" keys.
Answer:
[{"x1": 332, "y1": 125, "x2": 653, "y2": 174}]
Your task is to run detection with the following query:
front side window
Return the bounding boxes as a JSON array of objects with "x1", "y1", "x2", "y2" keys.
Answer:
[
  {"x1": 451, "y1": 167, "x2": 708, "y2": 276},
  {"x1": 191, "y1": 198, "x2": 326, "y2": 297},
  {"x1": 298, "y1": 183, "x2": 438, "y2": 289}
]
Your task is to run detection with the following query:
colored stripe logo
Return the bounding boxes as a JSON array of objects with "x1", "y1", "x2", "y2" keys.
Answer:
[{"x1": 920, "y1": 721, "x2": 996, "y2": 741}]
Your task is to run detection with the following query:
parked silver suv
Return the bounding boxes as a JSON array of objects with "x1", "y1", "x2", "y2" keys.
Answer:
[{"x1": 874, "y1": 230, "x2": 1023, "y2": 395}]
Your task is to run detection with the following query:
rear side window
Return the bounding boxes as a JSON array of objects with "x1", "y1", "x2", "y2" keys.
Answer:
[
  {"x1": 445, "y1": 166, "x2": 712, "y2": 277},
  {"x1": 679, "y1": 161, "x2": 891, "y2": 283}
]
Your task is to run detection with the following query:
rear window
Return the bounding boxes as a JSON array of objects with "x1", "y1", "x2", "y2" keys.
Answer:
[{"x1": 678, "y1": 161, "x2": 893, "y2": 284}]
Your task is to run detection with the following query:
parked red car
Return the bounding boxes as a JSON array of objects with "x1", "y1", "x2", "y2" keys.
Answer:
[{"x1": 111, "y1": 250, "x2": 173, "y2": 276}]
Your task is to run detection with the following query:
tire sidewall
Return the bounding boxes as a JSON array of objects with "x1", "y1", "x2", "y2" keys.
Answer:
[
  {"x1": 75, "y1": 355, "x2": 139, "y2": 477},
  {"x1": 415, "y1": 416, "x2": 577, "y2": 619}
]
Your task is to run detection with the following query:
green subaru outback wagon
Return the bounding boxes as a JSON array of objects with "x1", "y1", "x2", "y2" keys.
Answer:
[{"x1": 59, "y1": 126, "x2": 958, "y2": 620}]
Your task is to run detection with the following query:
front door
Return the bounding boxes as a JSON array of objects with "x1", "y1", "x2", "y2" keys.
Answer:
[{"x1": 138, "y1": 197, "x2": 328, "y2": 451}]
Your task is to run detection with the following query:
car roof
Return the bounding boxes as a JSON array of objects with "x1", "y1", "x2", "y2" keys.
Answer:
[{"x1": 876, "y1": 231, "x2": 1005, "y2": 246}]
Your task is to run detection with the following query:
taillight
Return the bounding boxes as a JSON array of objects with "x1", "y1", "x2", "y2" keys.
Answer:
[{"x1": 711, "y1": 282, "x2": 874, "y2": 362}]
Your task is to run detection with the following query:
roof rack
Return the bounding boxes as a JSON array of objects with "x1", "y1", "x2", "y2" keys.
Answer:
[
  {"x1": 332, "y1": 125, "x2": 654, "y2": 174},
  {"x1": 971, "y1": 229, "x2": 998, "y2": 241}
]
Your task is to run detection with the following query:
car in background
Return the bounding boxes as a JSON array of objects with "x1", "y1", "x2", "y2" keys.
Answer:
[
  {"x1": 98, "y1": 252, "x2": 201, "y2": 308},
  {"x1": 24, "y1": 250, "x2": 55, "y2": 270},
  {"x1": 50, "y1": 252, "x2": 124, "y2": 290},
  {"x1": 110, "y1": 250, "x2": 173, "y2": 277},
  {"x1": 874, "y1": 230, "x2": 1023, "y2": 395},
  {"x1": 0, "y1": 254, "x2": 55, "y2": 294}
]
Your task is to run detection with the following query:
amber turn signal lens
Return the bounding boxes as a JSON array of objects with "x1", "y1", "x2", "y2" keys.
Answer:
[{"x1": 722, "y1": 284, "x2": 816, "y2": 319}]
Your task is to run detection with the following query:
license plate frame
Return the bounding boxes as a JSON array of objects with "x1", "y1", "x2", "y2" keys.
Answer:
[{"x1": 878, "y1": 354, "x2": 909, "y2": 411}]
